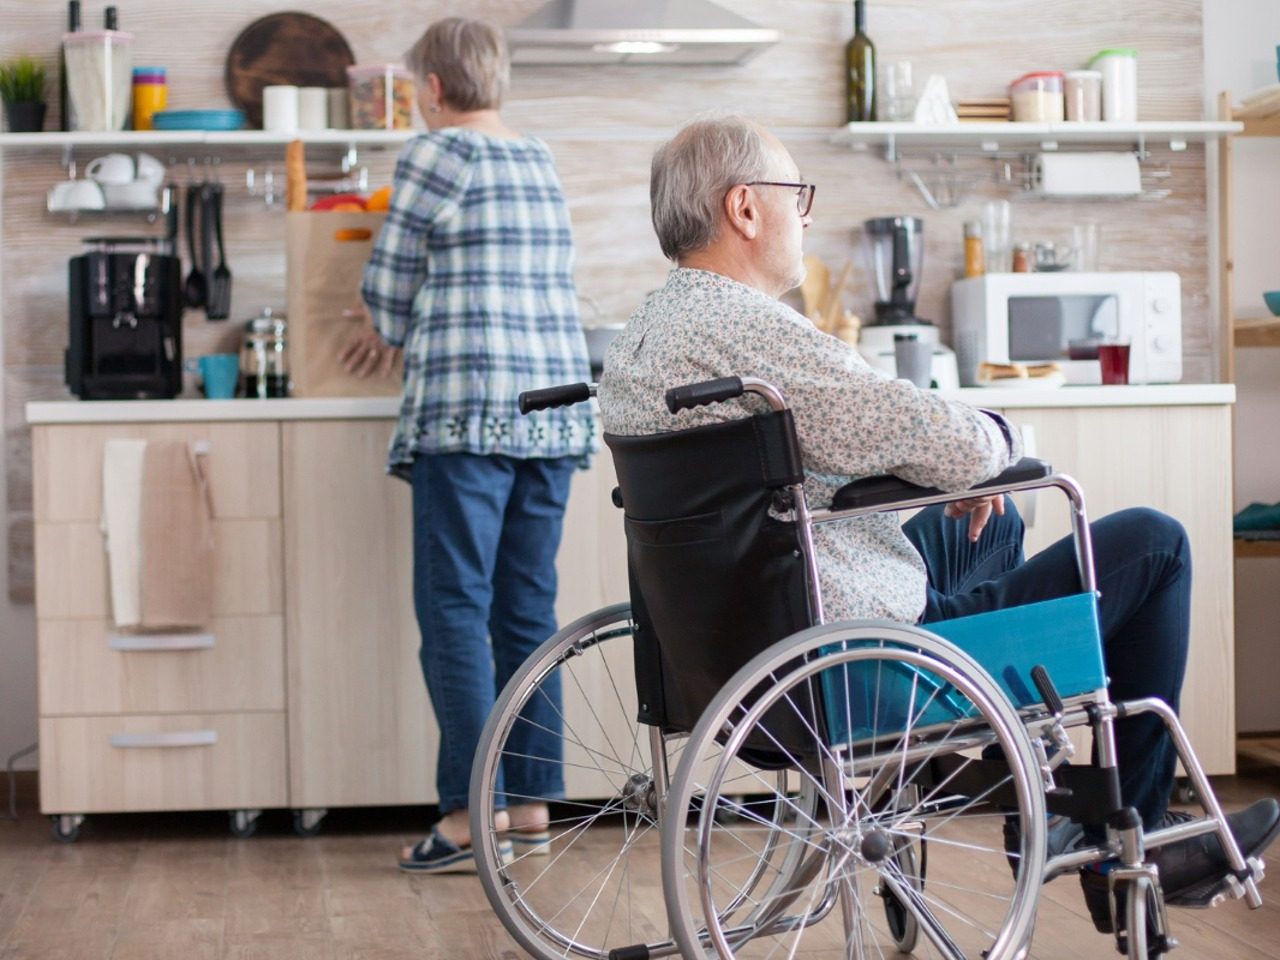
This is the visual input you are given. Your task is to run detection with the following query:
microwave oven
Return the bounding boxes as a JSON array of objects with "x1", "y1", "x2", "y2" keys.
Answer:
[{"x1": 950, "y1": 272, "x2": 1182, "y2": 386}]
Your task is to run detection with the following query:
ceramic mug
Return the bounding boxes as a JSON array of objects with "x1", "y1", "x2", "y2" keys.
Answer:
[
  {"x1": 134, "y1": 152, "x2": 165, "y2": 184},
  {"x1": 84, "y1": 152, "x2": 136, "y2": 185},
  {"x1": 102, "y1": 180, "x2": 159, "y2": 209},
  {"x1": 185, "y1": 353, "x2": 239, "y2": 399},
  {"x1": 47, "y1": 179, "x2": 106, "y2": 211}
]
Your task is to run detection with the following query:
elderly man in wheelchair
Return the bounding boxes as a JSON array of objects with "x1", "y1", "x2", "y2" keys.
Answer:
[{"x1": 466, "y1": 114, "x2": 1279, "y2": 960}]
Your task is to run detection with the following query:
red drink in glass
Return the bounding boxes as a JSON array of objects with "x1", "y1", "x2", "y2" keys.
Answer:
[{"x1": 1098, "y1": 343, "x2": 1130, "y2": 385}]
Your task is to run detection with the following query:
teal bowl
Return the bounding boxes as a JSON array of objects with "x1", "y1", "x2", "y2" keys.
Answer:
[{"x1": 1265, "y1": 291, "x2": 1280, "y2": 316}]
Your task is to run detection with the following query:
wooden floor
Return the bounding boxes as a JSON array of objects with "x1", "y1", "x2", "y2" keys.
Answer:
[{"x1": 2, "y1": 762, "x2": 1279, "y2": 959}]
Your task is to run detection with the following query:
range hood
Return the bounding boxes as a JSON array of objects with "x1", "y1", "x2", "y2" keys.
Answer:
[{"x1": 507, "y1": 0, "x2": 780, "y2": 66}]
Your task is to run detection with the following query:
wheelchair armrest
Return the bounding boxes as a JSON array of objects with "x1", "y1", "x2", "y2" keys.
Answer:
[{"x1": 829, "y1": 457, "x2": 1053, "y2": 511}]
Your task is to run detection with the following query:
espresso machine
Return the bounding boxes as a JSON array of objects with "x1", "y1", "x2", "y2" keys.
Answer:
[
  {"x1": 66, "y1": 236, "x2": 183, "y2": 399},
  {"x1": 858, "y1": 216, "x2": 959, "y2": 389}
]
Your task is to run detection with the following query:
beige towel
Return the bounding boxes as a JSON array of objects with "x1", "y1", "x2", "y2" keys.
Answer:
[
  {"x1": 101, "y1": 439, "x2": 147, "y2": 628},
  {"x1": 138, "y1": 440, "x2": 214, "y2": 629}
]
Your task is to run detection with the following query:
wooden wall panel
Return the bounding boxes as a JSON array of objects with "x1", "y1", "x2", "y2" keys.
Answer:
[{"x1": 1, "y1": 0, "x2": 1214, "y2": 600}]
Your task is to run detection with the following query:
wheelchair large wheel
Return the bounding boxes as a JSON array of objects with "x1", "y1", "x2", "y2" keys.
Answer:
[
  {"x1": 661, "y1": 620, "x2": 1047, "y2": 960},
  {"x1": 470, "y1": 604, "x2": 676, "y2": 960}
]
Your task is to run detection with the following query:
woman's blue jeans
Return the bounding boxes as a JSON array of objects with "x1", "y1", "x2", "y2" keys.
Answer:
[
  {"x1": 903, "y1": 501, "x2": 1192, "y2": 831},
  {"x1": 411, "y1": 453, "x2": 577, "y2": 814}
]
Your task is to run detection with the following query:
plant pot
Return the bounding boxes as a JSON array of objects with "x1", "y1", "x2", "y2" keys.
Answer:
[{"x1": 3, "y1": 100, "x2": 46, "y2": 133}]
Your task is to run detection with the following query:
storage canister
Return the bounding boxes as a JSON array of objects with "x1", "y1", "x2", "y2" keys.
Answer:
[
  {"x1": 1063, "y1": 69, "x2": 1102, "y2": 122},
  {"x1": 1009, "y1": 71, "x2": 1064, "y2": 123},
  {"x1": 1088, "y1": 48, "x2": 1137, "y2": 122},
  {"x1": 346, "y1": 65, "x2": 415, "y2": 130},
  {"x1": 63, "y1": 29, "x2": 133, "y2": 131},
  {"x1": 131, "y1": 66, "x2": 165, "y2": 130}
]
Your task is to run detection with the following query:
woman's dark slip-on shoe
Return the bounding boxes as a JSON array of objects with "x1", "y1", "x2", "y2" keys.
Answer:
[
  {"x1": 399, "y1": 826, "x2": 514, "y2": 875},
  {"x1": 1079, "y1": 798, "x2": 1280, "y2": 933}
]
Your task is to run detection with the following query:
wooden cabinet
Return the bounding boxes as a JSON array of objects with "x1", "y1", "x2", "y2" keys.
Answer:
[
  {"x1": 31, "y1": 421, "x2": 287, "y2": 816},
  {"x1": 995, "y1": 403, "x2": 1235, "y2": 773}
]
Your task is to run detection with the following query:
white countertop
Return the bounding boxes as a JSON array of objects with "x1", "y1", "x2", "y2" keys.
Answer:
[{"x1": 25, "y1": 384, "x2": 1235, "y2": 424}]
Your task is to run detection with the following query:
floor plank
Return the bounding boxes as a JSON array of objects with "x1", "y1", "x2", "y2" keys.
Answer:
[{"x1": 0, "y1": 765, "x2": 1277, "y2": 958}]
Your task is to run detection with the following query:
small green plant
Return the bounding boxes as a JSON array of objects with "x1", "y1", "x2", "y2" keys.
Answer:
[{"x1": 0, "y1": 56, "x2": 47, "y2": 104}]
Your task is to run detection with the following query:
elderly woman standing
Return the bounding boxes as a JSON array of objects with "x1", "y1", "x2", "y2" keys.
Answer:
[{"x1": 347, "y1": 17, "x2": 594, "y2": 874}]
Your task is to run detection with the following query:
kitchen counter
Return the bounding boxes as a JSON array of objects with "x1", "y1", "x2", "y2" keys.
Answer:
[{"x1": 26, "y1": 383, "x2": 1235, "y2": 424}]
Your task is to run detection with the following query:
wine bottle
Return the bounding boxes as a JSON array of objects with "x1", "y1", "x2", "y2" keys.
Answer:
[
  {"x1": 59, "y1": 0, "x2": 80, "y2": 132},
  {"x1": 845, "y1": 0, "x2": 876, "y2": 123}
]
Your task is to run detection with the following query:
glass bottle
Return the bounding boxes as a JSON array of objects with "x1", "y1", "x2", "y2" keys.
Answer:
[
  {"x1": 845, "y1": 0, "x2": 876, "y2": 122},
  {"x1": 963, "y1": 221, "x2": 985, "y2": 278},
  {"x1": 1011, "y1": 241, "x2": 1032, "y2": 273}
]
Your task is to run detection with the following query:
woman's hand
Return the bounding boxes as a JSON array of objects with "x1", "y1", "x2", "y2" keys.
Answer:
[
  {"x1": 338, "y1": 306, "x2": 401, "y2": 379},
  {"x1": 943, "y1": 494, "x2": 1006, "y2": 542}
]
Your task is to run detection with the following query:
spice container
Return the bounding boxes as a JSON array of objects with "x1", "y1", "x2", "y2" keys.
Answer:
[
  {"x1": 963, "y1": 221, "x2": 985, "y2": 278},
  {"x1": 63, "y1": 29, "x2": 133, "y2": 131},
  {"x1": 1009, "y1": 71, "x2": 1064, "y2": 122},
  {"x1": 1011, "y1": 242, "x2": 1032, "y2": 273},
  {"x1": 131, "y1": 66, "x2": 165, "y2": 130},
  {"x1": 241, "y1": 308, "x2": 290, "y2": 398},
  {"x1": 1063, "y1": 69, "x2": 1102, "y2": 122},
  {"x1": 1088, "y1": 48, "x2": 1137, "y2": 121},
  {"x1": 346, "y1": 64, "x2": 415, "y2": 130}
]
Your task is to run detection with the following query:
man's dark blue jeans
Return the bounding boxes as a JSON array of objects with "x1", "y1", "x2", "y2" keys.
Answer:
[{"x1": 902, "y1": 500, "x2": 1192, "y2": 832}]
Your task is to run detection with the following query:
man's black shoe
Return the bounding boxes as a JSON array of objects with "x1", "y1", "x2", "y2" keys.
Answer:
[{"x1": 1079, "y1": 798, "x2": 1280, "y2": 934}]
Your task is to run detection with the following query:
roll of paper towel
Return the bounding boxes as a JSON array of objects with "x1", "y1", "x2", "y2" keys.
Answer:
[{"x1": 1032, "y1": 152, "x2": 1141, "y2": 196}]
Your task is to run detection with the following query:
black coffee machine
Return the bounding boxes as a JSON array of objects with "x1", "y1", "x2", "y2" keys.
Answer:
[{"x1": 66, "y1": 237, "x2": 183, "y2": 399}]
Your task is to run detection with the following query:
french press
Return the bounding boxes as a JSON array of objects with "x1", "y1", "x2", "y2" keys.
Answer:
[{"x1": 241, "y1": 307, "x2": 289, "y2": 398}]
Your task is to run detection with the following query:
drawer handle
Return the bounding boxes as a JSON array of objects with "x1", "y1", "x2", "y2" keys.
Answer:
[
  {"x1": 108, "y1": 730, "x2": 218, "y2": 749},
  {"x1": 108, "y1": 632, "x2": 215, "y2": 652}
]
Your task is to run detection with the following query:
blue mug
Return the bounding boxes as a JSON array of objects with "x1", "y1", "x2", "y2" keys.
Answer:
[{"x1": 185, "y1": 353, "x2": 239, "y2": 399}]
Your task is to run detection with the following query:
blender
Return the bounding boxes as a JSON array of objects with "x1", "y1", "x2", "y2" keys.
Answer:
[{"x1": 858, "y1": 216, "x2": 959, "y2": 388}]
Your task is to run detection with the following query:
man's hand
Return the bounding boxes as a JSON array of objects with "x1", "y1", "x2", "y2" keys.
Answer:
[
  {"x1": 943, "y1": 494, "x2": 1006, "y2": 542},
  {"x1": 338, "y1": 306, "x2": 400, "y2": 379}
]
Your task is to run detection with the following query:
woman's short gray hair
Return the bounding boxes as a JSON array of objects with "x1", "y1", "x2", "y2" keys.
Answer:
[
  {"x1": 650, "y1": 115, "x2": 774, "y2": 261},
  {"x1": 406, "y1": 17, "x2": 510, "y2": 111}
]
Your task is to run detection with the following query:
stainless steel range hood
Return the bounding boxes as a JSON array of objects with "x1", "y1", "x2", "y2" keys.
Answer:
[{"x1": 507, "y1": 0, "x2": 780, "y2": 66}]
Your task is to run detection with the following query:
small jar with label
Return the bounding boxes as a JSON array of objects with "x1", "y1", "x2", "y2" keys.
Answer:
[
  {"x1": 1011, "y1": 242, "x2": 1032, "y2": 273},
  {"x1": 131, "y1": 66, "x2": 166, "y2": 131},
  {"x1": 1088, "y1": 48, "x2": 1138, "y2": 122}
]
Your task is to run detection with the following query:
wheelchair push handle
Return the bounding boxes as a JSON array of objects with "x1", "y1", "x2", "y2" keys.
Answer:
[
  {"x1": 518, "y1": 382, "x2": 594, "y2": 414},
  {"x1": 665, "y1": 376, "x2": 745, "y2": 413}
]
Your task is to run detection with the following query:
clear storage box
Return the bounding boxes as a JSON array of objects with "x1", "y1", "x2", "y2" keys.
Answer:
[
  {"x1": 346, "y1": 65, "x2": 415, "y2": 130},
  {"x1": 63, "y1": 30, "x2": 133, "y2": 131},
  {"x1": 1063, "y1": 70, "x2": 1103, "y2": 122},
  {"x1": 1010, "y1": 71, "x2": 1064, "y2": 123}
]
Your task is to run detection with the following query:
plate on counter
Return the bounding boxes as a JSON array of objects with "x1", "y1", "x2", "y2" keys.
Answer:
[
  {"x1": 975, "y1": 372, "x2": 1066, "y2": 389},
  {"x1": 151, "y1": 109, "x2": 246, "y2": 131}
]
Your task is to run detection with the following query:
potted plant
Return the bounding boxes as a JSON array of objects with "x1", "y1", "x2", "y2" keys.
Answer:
[{"x1": 0, "y1": 56, "x2": 48, "y2": 133}]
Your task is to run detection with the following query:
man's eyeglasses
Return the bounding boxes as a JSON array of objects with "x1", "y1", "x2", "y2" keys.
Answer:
[{"x1": 745, "y1": 181, "x2": 816, "y2": 217}]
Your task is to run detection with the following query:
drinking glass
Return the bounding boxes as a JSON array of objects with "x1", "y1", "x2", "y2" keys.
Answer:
[
  {"x1": 882, "y1": 61, "x2": 915, "y2": 120},
  {"x1": 1072, "y1": 221, "x2": 1102, "y2": 272},
  {"x1": 982, "y1": 200, "x2": 1013, "y2": 272}
]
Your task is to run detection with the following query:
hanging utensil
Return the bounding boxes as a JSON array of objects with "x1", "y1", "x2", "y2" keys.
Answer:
[
  {"x1": 199, "y1": 183, "x2": 220, "y2": 319},
  {"x1": 207, "y1": 182, "x2": 232, "y2": 320},
  {"x1": 182, "y1": 181, "x2": 206, "y2": 309}
]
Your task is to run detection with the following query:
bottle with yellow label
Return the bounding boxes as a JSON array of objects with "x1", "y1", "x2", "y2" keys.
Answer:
[{"x1": 132, "y1": 67, "x2": 166, "y2": 131}]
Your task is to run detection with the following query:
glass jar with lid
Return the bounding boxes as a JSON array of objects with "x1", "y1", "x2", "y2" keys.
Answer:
[{"x1": 241, "y1": 307, "x2": 289, "y2": 398}]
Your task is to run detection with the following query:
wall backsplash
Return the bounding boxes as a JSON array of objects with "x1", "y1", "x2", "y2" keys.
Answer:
[{"x1": 1, "y1": 0, "x2": 1210, "y2": 601}]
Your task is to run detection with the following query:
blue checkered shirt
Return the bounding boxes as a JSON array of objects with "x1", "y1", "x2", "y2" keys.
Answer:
[{"x1": 362, "y1": 129, "x2": 595, "y2": 477}]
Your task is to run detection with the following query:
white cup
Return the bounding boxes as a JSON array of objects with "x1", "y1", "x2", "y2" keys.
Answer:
[
  {"x1": 102, "y1": 180, "x2": 159, "y2": 209},
  {"x1": 134, "y1": 152, "x2": 165, "y2": 184},
  {"x1": 84, "y1": 152, "x2": 135, "y2": 185},
  {"x1": 262, "y1": 84, "x2": 300, "y2": 132},
  {"x1": 48, "y1": 179, "x2": 106, "y2": 212},
  {"x1": 298, "y1": 87, "x2": 328, "y2": 130}
]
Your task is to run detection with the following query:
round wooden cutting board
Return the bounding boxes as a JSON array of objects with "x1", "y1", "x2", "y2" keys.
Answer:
[{"x1": 224, "y1": 12, "x2": 356, "y2": 128}]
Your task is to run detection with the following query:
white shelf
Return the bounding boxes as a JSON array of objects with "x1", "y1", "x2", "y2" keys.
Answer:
[
  {"x1": 0, "y1": 129, "x2": 420, "y2": 150},
  {"x1": 831, "y1": 120, "x2": 1242, "y2": 152}
]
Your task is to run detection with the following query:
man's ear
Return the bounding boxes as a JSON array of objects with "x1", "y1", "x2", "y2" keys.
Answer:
[{"x1": 722, "y1": 184, "x2": 760, "y2": 241}]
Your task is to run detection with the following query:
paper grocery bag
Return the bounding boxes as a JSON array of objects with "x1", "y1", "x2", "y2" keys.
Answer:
[{"x1": 285, "y1": 210, "x2": 403, "y2": 397}]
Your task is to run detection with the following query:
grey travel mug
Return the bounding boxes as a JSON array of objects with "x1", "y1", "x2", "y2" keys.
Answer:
[{"x1": 893, "y1": 333, "x2": 933, "y2": 388}]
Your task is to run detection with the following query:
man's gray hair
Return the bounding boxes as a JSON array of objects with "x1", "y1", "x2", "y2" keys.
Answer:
[
  {"x1": 650, "y1": 115, "x2": 774, "y2": 261},
  {"x1": 406, "y1": 17, "x2": 510, "y2": 111}
]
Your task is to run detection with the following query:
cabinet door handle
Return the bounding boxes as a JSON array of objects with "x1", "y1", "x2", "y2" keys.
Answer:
[
  {"x1": 108, "y1": 730, "x2": 218, "y2": 749},
  {"x1": 108, "y1": 633, "x2": 215, "y2": 652}
]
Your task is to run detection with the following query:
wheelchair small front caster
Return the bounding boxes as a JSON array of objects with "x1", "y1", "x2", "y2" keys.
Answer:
[
  {"x1": 229, "y1": 809, "x2": 262, "y2": 838},
  {"x1": 50, "y1": 814, "x2": 84, "y2": 843}
]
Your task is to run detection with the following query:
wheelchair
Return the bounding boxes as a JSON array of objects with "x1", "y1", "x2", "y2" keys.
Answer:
[{"x1": 468, "y1": 376, "x2": 1267, "y2": 960}]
